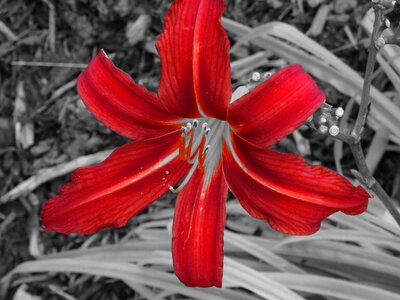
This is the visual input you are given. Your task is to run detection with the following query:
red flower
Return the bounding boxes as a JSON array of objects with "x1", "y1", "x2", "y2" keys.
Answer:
[{"x1": 42, "y1": 0, "x2": 370, "y2": 288}]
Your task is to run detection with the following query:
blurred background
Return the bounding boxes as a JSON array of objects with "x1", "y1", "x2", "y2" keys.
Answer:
[{"x1": 1, "y1": 0, "x2": 400, "y2": 299}]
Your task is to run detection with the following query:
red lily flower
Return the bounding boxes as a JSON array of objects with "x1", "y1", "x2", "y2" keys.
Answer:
[{"x1": 42, "y1": 0, "x2": 370, "y2": 288}]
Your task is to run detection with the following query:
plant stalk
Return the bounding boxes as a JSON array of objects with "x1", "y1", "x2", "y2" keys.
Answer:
[{"x1": 345, "y1": 5, "x2": 400, "y2": 227}]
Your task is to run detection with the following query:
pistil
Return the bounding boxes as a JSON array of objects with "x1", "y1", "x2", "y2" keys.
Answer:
[{"x1": 170, "y1": 118, "x2": 226, "y2": 193}]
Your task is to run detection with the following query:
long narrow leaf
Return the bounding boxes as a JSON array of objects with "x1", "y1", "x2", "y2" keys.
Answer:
[
  {"x1": 265, "y1": 272, "x2": 400, "y2": 300},
  {"x1": 223, "y1": 18, "x2": 400, "y2": 144}
]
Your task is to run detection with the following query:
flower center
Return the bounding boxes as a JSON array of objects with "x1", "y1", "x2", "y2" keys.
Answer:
[{"x1": 169, "y1": 117, "x2": 227, "y2": 193}]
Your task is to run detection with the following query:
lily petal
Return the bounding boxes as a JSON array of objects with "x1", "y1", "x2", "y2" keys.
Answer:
[
  {"x1": 156, "y1": 0, "x2": 231, "y2": 119},
  {"x1": 172, "y1": 162, "x2": 227, "y2": 287},
  {"x1": 42, "y1": 132, "x2": 190, "y2": 234},
  {"x1": 228, "y1": 65, "x2": 325, "y2": 148},
  {"x1": 222, "y1": 134, "x2": 370, "y2": 235},
  {"x1": 78, "y1": 50, "x2": 181, "y2": 141}
]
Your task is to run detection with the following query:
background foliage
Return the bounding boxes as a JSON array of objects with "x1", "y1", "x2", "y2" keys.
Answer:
[{"x1": 1, "y1": 0, "x2": 400, "y2": 299}]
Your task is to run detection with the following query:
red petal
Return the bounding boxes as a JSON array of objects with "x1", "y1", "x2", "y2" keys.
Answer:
[
  {"x1": 78, "y1": 50, "x2": 181, "y2": 140},
  {"x1": 156, "y1": 0, "x2": 231, "y2": 119},
  {"x1": 222, "y1": 134, "x2": 370, "y2": 235},
  {"x1": 42, "y1": 132, "x2": 191, "y2": 234},
  {"x1": 228, "y1": 65, "x2": 325, "y2": 148},
  {"x1": 172, "y1": 162, "x2": 227, "y2": 287}
]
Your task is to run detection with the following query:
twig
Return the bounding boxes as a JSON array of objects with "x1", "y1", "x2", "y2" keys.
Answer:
[
  {"x1": 30, "y1": 79, "x2": 77, "y2": 119},
  {"x1": 0, "y1": 150, "x2": 112, "y2": 204},
  {"x1": 338, "y1": 4, "x2": 400, "y2": 227},
  {"x1": 351, "y1": 6, "x2": 385, "y2": 140},
  {"x1": 0, "y1": 21, "x2": 18, "y2": 42},
  {"x1": 306, "y1": 3, "x2": 331, "y2": 37},
  {"x1": 0, "y1": 212, "x2": 17, "y2": 236},
  {"x1": 11, "y1": 61, "x2": 87, "y2": 68},
  {"x1": 42, "y1": 0, "x2": 56, "y2": 52}
]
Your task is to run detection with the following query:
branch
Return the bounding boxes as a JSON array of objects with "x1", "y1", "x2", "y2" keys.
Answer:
[
  {"x1": 351, "y1": 6, "x2": 385, "y2": 140},
  {"x1": 341, "y1": 5, "x2": 400, "y2": 227},
  {"x1": 312, "y1": 3, "x2": 400, "y2": 227}
]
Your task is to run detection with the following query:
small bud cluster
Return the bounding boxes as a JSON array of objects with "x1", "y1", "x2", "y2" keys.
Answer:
[
  {"x1": 247, "y1": 71, "x2": 272, "y2": 90},
  {"x1": 374, "y1": 14, "x2": 396, "y2": 48},
  {"x1": 371, "y1": 0, "x2": 400, "y2": 48},
  {"x1": 307, "y1": 102, "x2": 344, "y2": 137}
]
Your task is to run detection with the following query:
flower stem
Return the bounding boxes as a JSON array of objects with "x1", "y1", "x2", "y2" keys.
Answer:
[
  {"x1": 336, "y1": 4, "x2": 400, "y2": 227},
  {"x1": 351, "y1": 6, "x2": 384, "y2": 140}
]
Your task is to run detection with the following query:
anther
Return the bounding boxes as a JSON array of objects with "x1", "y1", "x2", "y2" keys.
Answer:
[
  {"x1": 186, "y1": 122, "x2": 192, "y2": 131},
  {"x1": 329, "y1": 125, "x2": 340, "y2": 136},
  {"x1": 319, "y1": 125, "x2": 328, "y2": 134},
  {"x1": 319, "y1": 116, "x2": 327, "y2": 124},
  {"x1": 181, "y1": 126, "x2": 188, "y2": 135},
  {"x1": 201, "y1": 123, "x2": 208, "y2": 132},
  {"x1": 205, "y1": 128, "x2": 211, "y2": 136},
  {"x1": 192, "y1": 119, "x2": 199, "y2": 128},
  {"x1": 204, "y1": 145, "x2": 211, "y2": 154}
]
